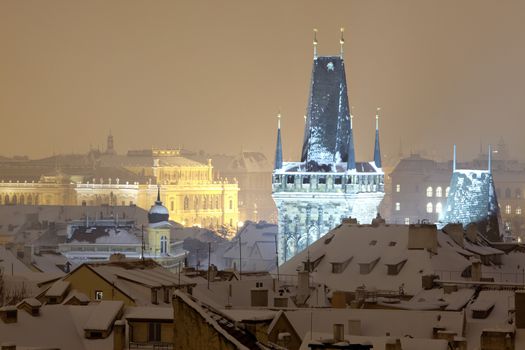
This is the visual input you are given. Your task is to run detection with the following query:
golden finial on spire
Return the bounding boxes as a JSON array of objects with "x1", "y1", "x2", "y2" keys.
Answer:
[
  {"x1": 350, "y1": 106, "x2": 354, "y2": 129},
  {"x1": 313, "y1": 28, "x2": 318, "y2": 59},
  {"x1": 340, "y1": 27, "x2": 345, "y2": 57},
  {"x1": 277, "y1": 110, "x2": 281, "y2": 129},
  {"x1": 376, "y1": 107, "x2": 381, "y2": 130}
]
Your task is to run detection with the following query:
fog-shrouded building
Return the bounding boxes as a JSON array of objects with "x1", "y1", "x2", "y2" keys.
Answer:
[
  {"x1": 389, "y1": 140, "x2": 523, "y2": 239},
  {"x1": 0, "y1": 136, "x2": 239, "y2": 231},
  {"x1": 272, "y1": 31, "x2": 385, "y2": 262}
]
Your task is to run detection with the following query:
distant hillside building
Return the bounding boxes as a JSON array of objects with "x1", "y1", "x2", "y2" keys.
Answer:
[
  {"x1": 0, "y1": 138, "x2": 239, "y2": 230},
  {"x1": 272, "y1": 31, "x2": 385, "y2": 262}
]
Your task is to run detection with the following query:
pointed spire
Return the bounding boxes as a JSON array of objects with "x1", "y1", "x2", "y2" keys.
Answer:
[
  {"x1": 347, "y1": 112, "x2": 356, "y2": 170},
  {"x1": 274, "y1": 112, "x2": 283, "y2": 170},
  {"x1": 313, "y1": 29, "x2": 318, "y2": 60},
  {"x1": 339, "y1": 27, "x2": 345, "y2": 58},
  {"x1": 453, "y1": 144, "x2": 457, "y2": 172},
  {"x1": 488, "y1": 144, "x2": 492, "y2": 173},
  {"x1": 156, "y1": 185, "x2": 161, "y2": 204},
  {"x1": 373, "y1": 107, "x2": 382, "y2": 168}
]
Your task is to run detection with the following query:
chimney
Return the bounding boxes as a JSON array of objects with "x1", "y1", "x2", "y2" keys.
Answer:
[
  {"x1": 471, "y1": 257, "x2": 482, "y2": 281},
  {"x1": 385, "y1": 338, "x2": 402, "y2": 350},
  {"x1": 0, "y1": 307, "x2": 17, "y2": 324},
  {"x1": 333, "y1": 324, "x2": 344, "y2": 343},
  {"x1": 297, "y1": 271, "x2": 310, "y2": 301},
  {"x1": 515, "y1": 290, "x2": 525, "y2": 328},
  {"x1": 348, "y1": 319, "x2": 361, "y2": 335},
  {"x1": 113, "y1": 320, "x2": 125, "y2": 350}
]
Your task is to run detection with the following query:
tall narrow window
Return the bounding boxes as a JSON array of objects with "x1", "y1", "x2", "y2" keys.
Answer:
[
  {"x1": 505, "y1": 205, "x2": 511, "y2": 214},
  {"x1": 160, "y1": 236, "x2": 167, "y2": 254},
  {"x1": 404, "y1": 218, "x2": 410, "y2": 225},
  {"x1": 396, "y1": 184, "x2": 401, "y2": 193},
  {"x1": 436, "y1": 187, "x2": 442, "y2": 197},
  {"x1": 426, "y1": 187, "x2": 433, "y2": 197},
  {"x1": 435, "y1": 202, "x2": 442, "y2": 214},
  {"x1": 426, "y1": 202, "x2": 433, "y2": 213},
  {"x1": 395, "y1": 202, "x2": 400, "y2": 211}
]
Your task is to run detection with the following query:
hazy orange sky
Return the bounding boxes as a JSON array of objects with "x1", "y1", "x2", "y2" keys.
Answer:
[{"x1": 1, "y1": 0, "x2": 525, "y2": 163}]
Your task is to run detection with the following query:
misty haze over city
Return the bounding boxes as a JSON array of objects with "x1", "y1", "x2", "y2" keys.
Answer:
[
  {"x1": 2, "y1": 1, "x2": 525, "y2": 162},
  {"x1": 2, "y1": 2, "x2": 525, "y2": 350}
]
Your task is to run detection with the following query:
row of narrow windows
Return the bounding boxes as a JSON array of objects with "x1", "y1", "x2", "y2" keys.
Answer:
[
  {"x1": 181, "y1": 196, "x2": 233, "y2": 211},
  {"x1": 0, "y1": 194, "x2": 40, "y2": 205},
  {"x1": 277, "y1": 174, "x2": 383, "y2": 186}
]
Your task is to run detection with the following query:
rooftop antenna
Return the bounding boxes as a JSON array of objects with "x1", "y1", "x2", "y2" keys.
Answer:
[
  {"x1": 453, "y1": 144, "x2": 457, "y2": 172},
  {"x1": 339, "y1": 27, "x2": 345, "y2": 58},
  {"x1": 313, "y1": 29, "x2": 318, "y2": 60},
  {"x1": 488, "y1": 144, "x2": 492, "y2": 173}
]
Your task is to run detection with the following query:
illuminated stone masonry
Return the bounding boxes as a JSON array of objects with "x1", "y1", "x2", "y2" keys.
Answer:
[{"x1": 272, "y1": 31, "x2": 385, "y2": 263}]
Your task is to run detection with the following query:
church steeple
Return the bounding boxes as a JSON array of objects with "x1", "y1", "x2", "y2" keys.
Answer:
[
  {"x1": 373, "y1": 108, "x2": 382, "y2": 168},
  {"x1": 347, "y1": 113, "x2": 356, "y2": 170},
  {"x1": 274, "y1": 112, "x2": 283, "y2": 170}
]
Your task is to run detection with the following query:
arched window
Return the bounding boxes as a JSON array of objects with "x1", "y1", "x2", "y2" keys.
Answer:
[
  {"x1": 194, "y1": 197, "x2": 199, "y2": 210},
  {"x1": 4, "y1": 195, "x2": 8, "y2": 205},
  {"x1": 160, "y1": 236, "x2": 167, "y2": 254},
  {"x1": 12, "y1": 195, "x2": 17, "y2": 205},
  {"x1": 436, "y1": 187, "x2": 442, "y2": 198},
  {"x1": 203, "y1": 196, "x2": 207, "y2": 210},
  {"x1": 505, "y1": 205, "x2": 511, "y2": 214},
  {"x1": 426, "y1": 187, "x2": 433, "y2": 197},
  {"x1": 505, "y1": 188, "x2": 511, "y2": 199},
  {"x1": 445, "y1": 187, "x2": 450, "y2": 197},
  {"x1": 229, "y1": 199, "x2": 233, "y2": 210},
  {"x1": 426, "y1": 202, "x2": 433, "y2": 213},
  {"x1": 184, "y1": 196, "x2": 189, "y2": 210},
  {"x1": 435, "y1": 202, "x2": 443, "y2": 214},
  {"x1": 27, "y1": 195, "x2": 33, "y2": 205},
  {"x1": 170, "y1": 200, "x2": 174, "y2": 211}
]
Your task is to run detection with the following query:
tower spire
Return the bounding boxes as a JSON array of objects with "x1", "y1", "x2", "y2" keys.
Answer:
[
  {"x1": 156, "y1": 185, "x2": 161, "y2": 204},
  {"x1": 373, "y1": 107, "x2": 382, "y2": 168},
  {"x1": 313, "y1": 29, "x2": 318, "y2": 60},
  {"x1": 274, "y1": 112, "x2": 283, "y2": 170},
  {"x1": 347, "y1": 112, "x2": 356, "y2": 170},
  {"x1": 488, "y1": 144, "x2": 492, "y2": 173},
  {"x1": 453, "y1": 144, "x2": 457, "y2": 172},
  {"x1": 339, "y1": 27, "x2": 345, "y2": 58}
]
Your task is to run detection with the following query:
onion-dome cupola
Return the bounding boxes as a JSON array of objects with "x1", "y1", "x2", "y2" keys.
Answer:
[{"x1": 148, "y1": 186, "x2": 169, "y2": 224}]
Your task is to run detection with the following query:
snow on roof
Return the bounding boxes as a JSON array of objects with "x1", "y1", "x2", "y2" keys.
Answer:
[
  {"x1": 174, "y1": 290, "x2": 251, "y2": 350},
  {"x1": 64, "y1": 291, "x2": 90, "y2": 304},
  {"x1": 31, "y1": 253, "x2": 68, "y2": 275},
  {"x1": 285, "y1": 308, "x2": 464, "y2": 341},
  {"x1": 84, "y1": 300, "x2": 123, "y2": 331},
  {"x1": 0, "y1": 304, "x2": 113, "y2": 349},
  {"x1": 278, "y1": 224, "x2": 472, "y2": 295},
  {"x1": 218, "y1": 308, "x2": 277, "y2": 322},
  {"x1": 463, "y1": 241, "x2": 504, "y2": 256},
  {"x1": 45, "y1": 280, "x2": 70, "y2": 297},
  {"x1": 124, "y1": 306, "x2": 173, "y2": 320},
  {"x1": 17, "y1": 298, "x2": 42, "y2": 308},
  {"x1": 300, "y1": 332, "x2": 448, "y2": 350}
]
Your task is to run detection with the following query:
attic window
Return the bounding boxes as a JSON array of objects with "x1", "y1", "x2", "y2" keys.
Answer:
[
  {"x1": 334, "y1": 176, "x2": 342, "y2": 185},
  {"x1": 95, "y1": 291, "x2": 103, "y2": 300},
  {"x1": 388, "y1": 241, "x2": 397, "y2": 247},
  {"x1": 331, "y1": 257, "x2": 352, "y2": 274},
  {"x1": 386, "y1": 259, "x2": 407, "y2": 275},
  {"x1": 318, "y1": 176, "x2": 326, "y2": 184},
  {"x1": 287, "y1": 175, "x2": 295, "y2": 184},
  {"x1": 369, "y1": 240, "x2": 377, "y2": 246},
  {"x1": 302, "y1": 176, "x2": 310, "y2": 184},
  {"x1": 90, "y1": 331, "x2": 103, "y2": 339}
]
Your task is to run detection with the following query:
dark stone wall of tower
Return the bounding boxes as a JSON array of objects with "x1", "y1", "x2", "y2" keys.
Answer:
[{"x1": 301, "y1": 56, "x2": 351, "y2": 166}]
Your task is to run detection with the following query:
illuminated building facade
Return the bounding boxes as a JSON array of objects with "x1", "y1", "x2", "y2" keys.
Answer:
[
  {"x1": 0, "y1": 135, "x2": 239, "y2": 230},
  {"x1": 272, "y1": 30, "x2": 385, "y2": 262},
  {"x1": 389, "y1": 140, "x2": 523, "y2": 238}
]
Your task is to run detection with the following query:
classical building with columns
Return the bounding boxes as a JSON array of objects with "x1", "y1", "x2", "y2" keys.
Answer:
[
  {"x1": 272, "y1": 30, "x2": 385, "y2": 262},
  {"x1": 0, "y1": 138, "x2": 239, "y2": 230}
]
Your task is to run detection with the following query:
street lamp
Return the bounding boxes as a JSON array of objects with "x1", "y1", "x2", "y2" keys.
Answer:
[{"x1": 237, "y1": 221, "x2": 244, "y2": 280}]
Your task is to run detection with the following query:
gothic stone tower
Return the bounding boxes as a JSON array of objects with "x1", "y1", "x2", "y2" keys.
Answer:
[{"x1": 272, "y1": 30, "x2": 385, "y2": 262}]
